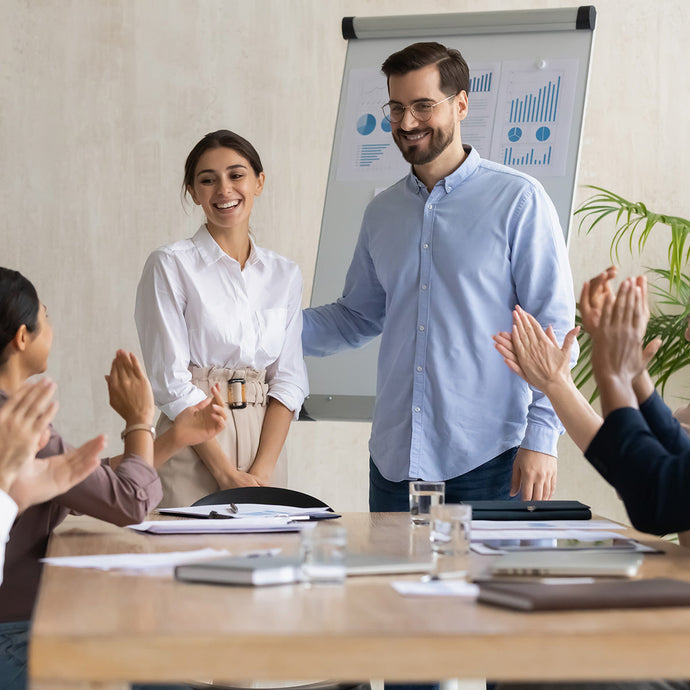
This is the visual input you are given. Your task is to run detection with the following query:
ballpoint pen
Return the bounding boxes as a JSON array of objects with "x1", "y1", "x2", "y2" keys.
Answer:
[{"x1": 208, "y1": 510, "x2": 235, "y2": 520}]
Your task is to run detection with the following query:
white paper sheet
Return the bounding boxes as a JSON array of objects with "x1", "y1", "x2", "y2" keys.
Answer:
[
  {"x1": 41, "y1": 547, "x2": 230, "y2": 571},
  {"x1": 392, "y1": 580, "x2": 479, "y2": 597},
  {"x1": 127, "y1": 518, "x2": 307, "y2": 534}
]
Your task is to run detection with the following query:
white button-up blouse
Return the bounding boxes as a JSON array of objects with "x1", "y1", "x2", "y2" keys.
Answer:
[{"x1": 135, "y1": 225, "x2": 308, "y2": 421}]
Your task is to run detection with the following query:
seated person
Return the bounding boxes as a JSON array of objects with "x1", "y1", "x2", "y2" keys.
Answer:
[
  {"x1": 493, "y1": 267, "x2": 689, "y2": 535},
  {"x1": 0, "y1": 267, "x2": 227, "y2": 690}
]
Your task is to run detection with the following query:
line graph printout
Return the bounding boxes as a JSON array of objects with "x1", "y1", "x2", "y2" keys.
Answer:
[
  {"x1": 490, "y1": 59, "x2": 578, "y2": 177},
  {"x1": 336, "y1": 68, "x2": 409, "y2": 182},
  {"x1": 462, "y1": 62, "x2": 501, "y2": 158}
]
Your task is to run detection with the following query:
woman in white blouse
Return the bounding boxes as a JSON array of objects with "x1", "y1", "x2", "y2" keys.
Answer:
[{"x1": 135, "y1": 130, "x2": 309, "y2": 507}]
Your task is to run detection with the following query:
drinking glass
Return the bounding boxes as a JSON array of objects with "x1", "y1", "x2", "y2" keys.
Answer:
[{"x1": 409, "y1": 480, "x2": 445, "y2": 525}]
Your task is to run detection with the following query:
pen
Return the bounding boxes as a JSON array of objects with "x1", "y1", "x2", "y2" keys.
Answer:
[{"x1": 208, "y1": 510, "x2": 235, "y2": 520}]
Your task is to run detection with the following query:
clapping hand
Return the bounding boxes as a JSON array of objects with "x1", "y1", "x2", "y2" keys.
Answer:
[
  {"x1": 9, "y1": 436, "x2": 103, "y2": 512},
  {"x1": 579, "y1": 265, "x2": 618, "y2": 334},
  {"x1": 105, "y1": 350, "x2": 155, "y2": 426},
  {"x1": 173, "y1": 384, "x2": 227, "y2": 447},
  {"x1": 0, "y1": 379, "x2": 59, "y2": 492},
  {"x1": 493, "y1": 306, "x2": 579, "y2": 393},
  {"x1": 591, "y1": 279, "x2": 649, "y2": 386}
]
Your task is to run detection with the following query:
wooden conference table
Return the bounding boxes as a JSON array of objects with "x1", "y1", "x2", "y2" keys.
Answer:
[{"x1": 29, "y1": 512, "x2": 690, "y2": 689}]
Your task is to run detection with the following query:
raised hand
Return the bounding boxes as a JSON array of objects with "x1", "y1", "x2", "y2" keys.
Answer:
[
  {"x1": 173, "y1": 384, "x2": 227, "y2": 448},
  {"x1": 0, "y1": 379, "x2": 59, "y2": 492},
  {"x1": 591, "y1": 279, "x2": 647, "y2": 386},
  {"x1": 493, "y1": 306, "x2": 579, "y2": 394},
  {"x1": 105, "y1": 350, "x2": 155, "y2": 426},
  {"x1": 9, "y1": 436, "x2": 103, "y2": 512},
  {"x1": 579, "y1": 265, "x2": 617, "y2": 334}
]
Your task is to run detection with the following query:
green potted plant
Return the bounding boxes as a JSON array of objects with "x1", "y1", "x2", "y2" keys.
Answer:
[{"x1": 573, "y1": 185, "x2": 690, "y2": 397}]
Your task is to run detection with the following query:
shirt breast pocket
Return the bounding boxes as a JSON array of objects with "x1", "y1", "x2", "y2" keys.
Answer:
[{"x1": 256, "y1": 308, "x2": 287, "y2": 360}]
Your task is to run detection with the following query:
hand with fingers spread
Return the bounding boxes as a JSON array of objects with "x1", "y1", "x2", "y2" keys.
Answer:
[
  {"x1": 105, "y1": 350, "x2": 155, "y2": 427},
  {"x1": 493, "y1": 306, "x2": 604, "y2": 453},
  {"x1": 0, "y1": 379, "x2": 59, "y2": 493},
  {"x1": 493, "y1": 305, "x2": 579, "y2": 395},
  {"x1": 9, "y1": 436, "x2": 103, "y2": 512},
  {"x1": 579, "y1": 265, "x2": 618, "y2": 334},
  {"x1": 172, "y1": 384, "x2": 227, "y2": 449}
]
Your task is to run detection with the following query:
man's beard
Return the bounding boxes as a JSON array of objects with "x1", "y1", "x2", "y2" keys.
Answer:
[{"x1": 393, "y1": 121, "x2": 455, "y2": 165}]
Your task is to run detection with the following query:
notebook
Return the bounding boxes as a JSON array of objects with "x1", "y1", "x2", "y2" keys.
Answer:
[
  {"x1": 486, "y1": 550, "x2": 643, "y2": 578},
  {"x1": 175, "y1": 552, "x2": 433, "y2": 587},
  {"x1": 478, "y1": 577, "x2": 690, "y2": 611}
]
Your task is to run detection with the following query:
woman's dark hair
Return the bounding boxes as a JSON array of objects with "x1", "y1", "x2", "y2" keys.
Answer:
[
  {"x1": 182, "y1": 130, "x2": 264, "y2": 197},
  {"x1": 0, "y1": 268, "x2": 40, "y2": 365},
  {"x1": 381, "y1": 42, "x2": 470, "y2": 98}
]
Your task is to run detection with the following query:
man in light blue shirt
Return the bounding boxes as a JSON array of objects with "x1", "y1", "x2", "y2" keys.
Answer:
[{"x1": 303, "y1": 42, "x2": 576, "y2": 511}]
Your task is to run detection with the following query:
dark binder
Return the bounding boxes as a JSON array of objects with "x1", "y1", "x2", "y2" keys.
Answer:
[
  {"x1": 478, "y1": 578, "x2": 690, "y2": 611},
  {"x1": 462, "y1": 500, "x2": 591, "y2": 521}
]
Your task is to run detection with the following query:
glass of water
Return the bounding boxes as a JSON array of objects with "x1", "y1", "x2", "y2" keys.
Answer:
[
  {"x1": 429, "y1": 503, "x2": 472, "y2": 578},
  {"x1": 409, "y1": 480, "x2": 445, "y2": 525},
  {"x1": 300, "y1": 522, "x2": 347, "y2": 586}
]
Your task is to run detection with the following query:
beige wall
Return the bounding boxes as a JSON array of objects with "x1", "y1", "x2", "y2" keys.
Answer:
[{"x1": 2, "y1": 0, "x2": 688, "y2": 522}]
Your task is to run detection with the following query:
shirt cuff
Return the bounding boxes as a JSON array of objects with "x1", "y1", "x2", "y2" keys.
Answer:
[
  {"x1": 0, "y1": 489, "x2": 18, "y2": 542},
  {"x1": 520, "y1": 423, "x2": 560, "y2": 458},
  {"x1": 160, "y1": 387, "x2": 209, "y2": 422},
  {"x1": 267, "y1": 384, "x2": 308, "y2": 421}
]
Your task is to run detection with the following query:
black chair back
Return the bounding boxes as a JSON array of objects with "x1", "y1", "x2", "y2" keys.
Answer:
[{"x1": 191, "y1": 486, "x2": 331, "y2": 509}]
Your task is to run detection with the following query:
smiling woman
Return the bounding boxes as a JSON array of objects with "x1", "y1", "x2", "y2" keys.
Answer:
[{"x1": 135, "y1": 130, "x2": 309, "y2": 508}]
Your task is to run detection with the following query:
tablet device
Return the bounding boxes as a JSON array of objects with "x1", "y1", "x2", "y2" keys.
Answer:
[
  {"x1": 487, "y1": 551, "x2": 643, "y2": 578},
  {"x1": 479, "y1": 537, "x2": 637, "y2": 552}
]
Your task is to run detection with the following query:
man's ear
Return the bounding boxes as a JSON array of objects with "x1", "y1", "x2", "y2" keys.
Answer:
[{"x1": 456, "y1": 90, "x2": 469, "y2": 122}]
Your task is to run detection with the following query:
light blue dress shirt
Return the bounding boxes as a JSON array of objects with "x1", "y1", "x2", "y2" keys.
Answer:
[{"x1": 303, "y1": 147, "x2": 576, "y2": 482}]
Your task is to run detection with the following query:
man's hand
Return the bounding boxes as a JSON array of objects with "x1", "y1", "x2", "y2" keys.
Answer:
[
  {"x1": 510, "y1": 448, "x2": 557, "y2": 500},
  {"x1": 579, "y1": 265, "x2": 617, "y2": 333},
  {"x1": 9, "y1": 436, "x2": 103, "y2": 513},
  {"x1": 0, "y1": 379, "x2": 59, "y2": 493}
]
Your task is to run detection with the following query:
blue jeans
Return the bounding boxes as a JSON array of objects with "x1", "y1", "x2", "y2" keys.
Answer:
[
  {"x1": 0, "y1": 620, "x2": 29, "y2": 690},
  {"x1": 369, "y1": 446, "x2": 519, "y2": 511},
  {"x1": 0, "y1": 619, "x2": 189, "y2": 690}
]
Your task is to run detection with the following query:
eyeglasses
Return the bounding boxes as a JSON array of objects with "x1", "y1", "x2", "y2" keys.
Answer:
[{"x1": 381, "y1": 93, "x2": 457, "y2": 124}]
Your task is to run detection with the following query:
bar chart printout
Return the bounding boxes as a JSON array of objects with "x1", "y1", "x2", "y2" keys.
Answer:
[
  {"x1": 463, "y1": 62, "x2": 501, "y2": 158},
  {"x1": 336, "y1": 68, "x2": 408, "y2": 182},
  {"x1": 490, "y1": 59, "x2": 578, "y2": 177}
]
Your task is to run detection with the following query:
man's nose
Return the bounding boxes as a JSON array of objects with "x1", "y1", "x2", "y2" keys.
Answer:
[{"x1": 400, "y1": 107, "x2": 420, "y2": 130}]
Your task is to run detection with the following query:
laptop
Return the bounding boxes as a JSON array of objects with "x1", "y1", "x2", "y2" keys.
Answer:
[{"x1": 175, "y1": 552, "x2": 433, "y2": 587}]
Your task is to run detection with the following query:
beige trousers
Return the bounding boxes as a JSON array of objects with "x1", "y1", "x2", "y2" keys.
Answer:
[{"x1": 156, "y1": 366, "x2": 288, "y2": 508}]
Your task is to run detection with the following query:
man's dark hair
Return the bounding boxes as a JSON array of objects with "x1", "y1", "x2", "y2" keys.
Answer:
[{"x1": 381, "y1": 42, "x2": 470, "y2": 97}]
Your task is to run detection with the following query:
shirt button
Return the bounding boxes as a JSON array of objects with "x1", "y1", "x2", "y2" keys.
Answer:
[
  {"x1": 427, "y1": 204, "x2": 433, "y2": 210},
  {"x1": 414, "y1": 407, "x2": 421, "y2": 413},
  {"x1": 421, "y1": 284, "x2": 428, "y2": 290},
  {"x1": 422, "y1": 243, "x2": 429, "y2": 249},
  {"x1": 416, "y1": 366, "x2": 423, "y2": 372},
  {"x1": 419, "y1": 325, "x2": 425, "y2": 332}
]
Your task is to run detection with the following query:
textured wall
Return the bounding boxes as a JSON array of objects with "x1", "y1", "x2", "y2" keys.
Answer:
[{"x1": 2, "y1": 0, "x2": 689, "y2": 522}]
